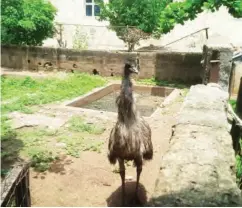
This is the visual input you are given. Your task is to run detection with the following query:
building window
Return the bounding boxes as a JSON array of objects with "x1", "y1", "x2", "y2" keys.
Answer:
[{"x1": 85, "y1": 0, "x2": 100, "y2": 17}]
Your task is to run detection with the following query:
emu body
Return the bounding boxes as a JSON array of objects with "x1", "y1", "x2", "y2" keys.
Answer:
[{"x1": 108, "y1": 58, "x2": 153, "y2": 205}]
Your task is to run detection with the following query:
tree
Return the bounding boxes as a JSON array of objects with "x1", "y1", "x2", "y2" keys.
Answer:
[
  {"x1": 97, "y1": 0, "x2": 242, "y2": 51},
  {"x1": 73, "y1": 26, "x2": 89, "y2": 50},
  {"x1": 97, "y1": 0, "x2": 172, "y2": 51},
  {"x1": 156, "y1": 0, "x2": 242, "y2": 35},
  {"x1": 1, "y1": 0, "x2": 57, "y2": 46},
  {"x1": 117, "y1": 27, "x2": 150, "y2": 52}
]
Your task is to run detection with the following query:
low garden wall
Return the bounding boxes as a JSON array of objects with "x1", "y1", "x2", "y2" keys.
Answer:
[{"x1": 1, "y1": 45, "x2": 203, "y2": 83}]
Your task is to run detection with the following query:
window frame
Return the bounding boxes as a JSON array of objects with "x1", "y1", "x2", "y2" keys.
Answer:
[{"x1": 85, "y1": 0, "x2": 100, "y2": 17}]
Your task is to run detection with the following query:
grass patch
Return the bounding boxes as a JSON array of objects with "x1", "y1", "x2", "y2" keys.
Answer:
[
  {"x1": 1, "y1": 116, "x2": 21, "y2": 177},
  {"x1": 57, "y1": 135, "x2": 103, "y2": 157},
  {"x1": 17, "y1": 126, "x2": 104, "y2": 171},
  {"x1": 136, "y1": 77, "x2": 190, "y2": 89},
  {"x1": 1, "y1": 73, "x2": 106, "y2": 114},
  {"x1": 16, "y1": 127, "x2": 59, "y2": 172},
  {"x1": 236, "y1": 154, "x2": 242, "y2": 188},
  {"x1": 1, "y1": 73, "x2": 106, "y2": 173},
  {"x1": 107, "y1": 76, "x2": 191, "y2": 89},
  {"x1": 68, "y1": 116, "x2": 105, "y2": 135},
  {"x1": 2, "y1": 123, "x2": 105, "y2": 173},
  {"x1": 236, "y1": 137, "x2": 242, "y2": 189},
  {"x1": 1, "y1": 116, "x2": 17, "y2": 141},
  {"x1": 28, "y1": 148, "x2": 58, "y2": 172}
]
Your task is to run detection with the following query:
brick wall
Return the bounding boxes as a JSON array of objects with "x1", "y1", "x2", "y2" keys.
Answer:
[{"x1": 1, "y1": 45, "x2": 202, "y2": 83}]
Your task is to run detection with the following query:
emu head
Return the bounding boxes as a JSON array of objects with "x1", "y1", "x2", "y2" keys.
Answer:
[{"x1": 124, "y1": 57, "x2": 139, "y2": 76}]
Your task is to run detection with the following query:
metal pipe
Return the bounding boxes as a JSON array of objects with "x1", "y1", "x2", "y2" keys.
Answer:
[{"x1": 161, "y1": 27, "x2": 209, "y2": 48}]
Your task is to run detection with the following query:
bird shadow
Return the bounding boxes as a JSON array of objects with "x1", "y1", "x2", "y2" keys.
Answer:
[{"x1": 106, "y1": 181, "x2": 147, "y2": 207}]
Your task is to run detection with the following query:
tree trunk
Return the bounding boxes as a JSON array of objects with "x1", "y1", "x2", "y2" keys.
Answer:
[
  {"x1": 128, "y1": 42, "x2": 135, "y2": 52},
  {"x1": 236, "y1": 77, "x2": 242, "y2": 119}
]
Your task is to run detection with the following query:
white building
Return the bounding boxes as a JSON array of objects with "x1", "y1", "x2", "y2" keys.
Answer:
[{"x1": 43, "y1": 0, "x2": 242, "y2": 52}]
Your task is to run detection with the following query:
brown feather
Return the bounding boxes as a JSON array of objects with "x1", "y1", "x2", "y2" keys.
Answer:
[{"x1": 108, "y1": 59, "x2": 153, "y2": 167}]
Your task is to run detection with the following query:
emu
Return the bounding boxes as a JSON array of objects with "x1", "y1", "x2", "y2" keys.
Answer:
[{"x1": 108, "y1": 57, "x2": 153, "y2": 206}]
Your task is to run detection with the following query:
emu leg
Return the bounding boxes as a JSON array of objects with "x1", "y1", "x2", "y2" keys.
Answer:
[
  {"x1": 135, "y1": 165, "x2": 142, "y2": 201},
  {"x1": 118, "y1": 159, "x2": 125, "y2": 206}
]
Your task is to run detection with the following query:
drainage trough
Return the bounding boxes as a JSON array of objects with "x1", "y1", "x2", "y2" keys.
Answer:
[{"x1": 64, "y1": 84, "x2": 174, "y2": 117}]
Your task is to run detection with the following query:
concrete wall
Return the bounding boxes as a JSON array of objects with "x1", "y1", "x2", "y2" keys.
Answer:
[
  {"x1": 155, "y1": 52, "x2": 202, "y2": 82},
  {"x1": 150, "y1": 83, "x2": 242, "y2": 206},
  {"x1": 1, "y1": 45, "x2": 203, "y2": 82},
  {"x1": 201, "y1": 44, "x2": 233, "y2": 92}
]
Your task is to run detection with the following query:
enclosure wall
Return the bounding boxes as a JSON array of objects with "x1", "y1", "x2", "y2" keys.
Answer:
[{"x1": 1, "y1": 45, "x2": 202, "y2": 82}]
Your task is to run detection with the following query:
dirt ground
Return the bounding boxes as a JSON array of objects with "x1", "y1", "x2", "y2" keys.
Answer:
[{"x1": 30, "y1": 96, "x2": 183, "y2": 207}]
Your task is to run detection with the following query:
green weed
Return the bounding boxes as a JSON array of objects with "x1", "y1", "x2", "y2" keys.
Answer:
[
  {"x1": 235, "y1": 137, "x2": 242, "y2": 188},
  {"x1": 57, "y1": 135, "x2": 84, "y2": 158},
  {"x1": 1, "y1": 169, "x2": 10, "y2": 177},
  {"x1": 17, "y1": 128, "x2": 59, "y2": 171},
  {"x1": 236, "y1": 154, "x2": 242, "y2": 178},
  {"x1": 82, "y1": 140, "x2": 103, "y2": 153},
  {"x1": 1, "y1": 116, "x2": 17, "y2": 141},
  {"x1": 57, "y1": 134, "x2": 104, "y2": 157},
  {"x1": 17, "y1": 124, "x2": 104, "y2": 168},
  {"x1": 28, "y1": 147, "x2": 57, "y2": 172},
  {"x1": 1, "y1": 116, "x2": 22, "y2": 177},
  {"x1": 68, "y1": 116, "x2": 105, "y2": 135},
  {"x1": 229, "y1": 99, "x2": 237, "y2": 111},
  {"x1": 236, "y1": 154, "x2": 242, "y2": 188}
]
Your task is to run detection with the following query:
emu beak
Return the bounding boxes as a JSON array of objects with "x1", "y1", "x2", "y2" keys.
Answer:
[{"x1": 132, "y1": 67, "x2": 139, "y2": 74}]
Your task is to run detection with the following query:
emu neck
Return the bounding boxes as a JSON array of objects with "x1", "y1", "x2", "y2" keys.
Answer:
[
  {"x1": 121, "y1": 67, "x2": 133, "y2": 101},
  {"x1": 117, "y1": 67, "x2": 137, "y2": 124},
  {"x1": 123, "y1": 64, "x2": 132, "y2": 78}
]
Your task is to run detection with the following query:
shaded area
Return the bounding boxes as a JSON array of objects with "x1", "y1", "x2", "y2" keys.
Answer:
[
  {"x1": 106, "y1": 182, "x2": 147, "y2": 207},
  {"x1": 32, "y1": 155, "x2": 74, "y2": 180},
  {"x1": 48, "y1": 155, "x2": 73, "y2": 174},
  {"x1": 229, "y1": 77, "x2": 242, "y2": 189},
  {"x1": 149, "y1": 182, "x2": 242, "y2": 207},
  {"x1": 1, "y1": 163, "x2": 31, "y2": 207},
  {"x1": 1, "y1": 116, "x2": 24, "y2": 179}
]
